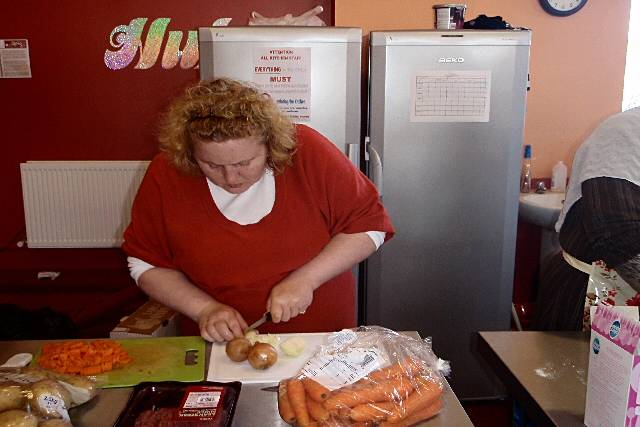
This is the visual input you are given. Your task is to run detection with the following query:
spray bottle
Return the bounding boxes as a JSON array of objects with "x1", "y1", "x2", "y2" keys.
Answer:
[{"x1": 520, "y1": 145, "x2": 532, "y2": 193}]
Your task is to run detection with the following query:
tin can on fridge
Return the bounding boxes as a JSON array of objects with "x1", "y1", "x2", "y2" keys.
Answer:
[{"x1": 433, "y1": 4, "x2": 467, "y2": 30}]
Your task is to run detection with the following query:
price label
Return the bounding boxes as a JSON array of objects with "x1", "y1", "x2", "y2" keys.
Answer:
[{"x1": 301, "y1": 347, "x2": 386, "y2": 390}]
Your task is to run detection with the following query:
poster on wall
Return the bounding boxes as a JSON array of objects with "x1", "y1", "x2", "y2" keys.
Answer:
[
  {"x1": 0, "y1": 39, "x2": 32, "y2": 78},
  {"x1": 252, "y1": 47, "x2": 311, "y2": 122}
]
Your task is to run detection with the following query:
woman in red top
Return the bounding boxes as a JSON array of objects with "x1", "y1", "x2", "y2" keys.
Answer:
[{"x1": 123, "y1": 78, "x2": 394, "y2": 342}]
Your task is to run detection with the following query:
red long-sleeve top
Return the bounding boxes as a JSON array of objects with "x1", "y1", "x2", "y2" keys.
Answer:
[{"x1": 123, "y1": 125, "x2": 394, "y2": 333}]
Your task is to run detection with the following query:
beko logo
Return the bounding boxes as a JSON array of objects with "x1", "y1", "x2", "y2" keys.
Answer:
[{"x1": 438, "y1": 57, "x2": 465, "y2": 63}]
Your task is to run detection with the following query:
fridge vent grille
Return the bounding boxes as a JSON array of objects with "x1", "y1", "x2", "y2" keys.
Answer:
[{"x1": 20, "y1": 161, "x2": 149, "y2": 248}]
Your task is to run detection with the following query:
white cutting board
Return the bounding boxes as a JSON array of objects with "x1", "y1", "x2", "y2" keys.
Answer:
[{"x1": 207, "y1": 333, "x2": 329, "y2": 383}]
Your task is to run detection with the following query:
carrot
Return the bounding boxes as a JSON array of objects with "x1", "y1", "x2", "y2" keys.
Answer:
[
  {"x1": 336, "y1": 406, "x2": 351, "y2": 419},
  {"x1": 288, "y1": 378, "x2": 312, "y2": 427},
  {"x1": 307, "y1": 398, "x2": 331, "y2": 422},
  {"x1": 349, "y1": 400, "x2": 396, "y2": 422},
  {"x1": 302, "y1": 377, "x2": 330, "y2": 402},
  {"x1": 38, "y1": 340, "x2": 133, "y2": 375},
  {"x1": 379, "y1": 398, "x2": 443, "y2": 426},
  {"x1": 324, "y1": 377, "x2": 414, "y2": 411},
  {"x1": 368, "y1": 358, "x2": 424, "y2": 381},
  {"x1": 278, "y1": 380, "x2": 296, "y2": 424},
  {"x1": 80, "y1": 365, "x2": 102, "y2": 376},
  {"x1": 318, "y1": 417, "x2": 342, "y2": 427},
  {"x1": 385, "y1": 376, "x2": 443, "y2": 423}
]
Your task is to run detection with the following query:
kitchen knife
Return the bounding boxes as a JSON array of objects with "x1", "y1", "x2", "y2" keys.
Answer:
[{"x1": 247, "y1": 312, "x2": 272, "y2": 331}]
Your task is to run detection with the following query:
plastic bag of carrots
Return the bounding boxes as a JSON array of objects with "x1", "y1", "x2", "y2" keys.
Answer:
[{"x1": 277, "y1": 326, "x2": 450, "y2": 427}]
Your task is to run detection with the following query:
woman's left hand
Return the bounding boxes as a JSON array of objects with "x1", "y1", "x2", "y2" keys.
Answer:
[{"x1": 267, "y1": 277, "x2": 315, "y2": 323}]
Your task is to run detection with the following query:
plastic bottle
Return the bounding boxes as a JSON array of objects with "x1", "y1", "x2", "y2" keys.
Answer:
[
  {"x1": 551, "y1": 161, "x2": 568, "y2": 192},
  {"x1": 520, "y1": 145, "x2": 532, "y2": 193}
]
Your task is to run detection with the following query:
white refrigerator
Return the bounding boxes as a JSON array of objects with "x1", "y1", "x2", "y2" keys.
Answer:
[{"x1": 366, "y1": 30, "x2": 532, "y2": 399}]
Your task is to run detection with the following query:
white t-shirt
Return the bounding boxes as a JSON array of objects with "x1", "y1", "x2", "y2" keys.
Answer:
[
  {"x1": 556, "y1": 107, "x2": 640, "y2": 231},
  {"x1": 128, "y1": 169, "x2": 386, "y2": 282}
]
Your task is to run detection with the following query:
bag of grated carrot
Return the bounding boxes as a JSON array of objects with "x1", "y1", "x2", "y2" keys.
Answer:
[{"x1": 277, "y1": 326, "x2": 450, "y2": 427}]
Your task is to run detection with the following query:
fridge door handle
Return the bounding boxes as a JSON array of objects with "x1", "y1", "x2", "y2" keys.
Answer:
[
  {"x1": 347, "y1": 143, "x2": 360, "y2": 168},
  {"x1": 368, "y1": 144, "x2": 383, "y2": 197}
]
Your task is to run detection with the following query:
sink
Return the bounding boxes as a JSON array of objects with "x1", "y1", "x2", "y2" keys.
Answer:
[{"x1": 518, "y1": 192, "x2": 565, "y2": 230}]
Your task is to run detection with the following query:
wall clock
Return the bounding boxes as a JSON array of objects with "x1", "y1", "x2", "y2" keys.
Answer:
[{"x1": 539, "y1": 0, "x2": 587, "y2": 17}]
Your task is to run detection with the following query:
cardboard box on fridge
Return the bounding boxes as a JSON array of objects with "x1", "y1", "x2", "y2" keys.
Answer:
[
  {"x1": 584, "y1": 305, "x2": 640, "y2": 426},
  {"x1": 110, "y1": 300, "x2": 178, "y2": 338}
]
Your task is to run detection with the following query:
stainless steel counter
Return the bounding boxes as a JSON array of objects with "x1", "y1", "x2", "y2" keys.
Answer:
[
  {"x1": 1, "y1": 334, "x2": 473, "y2": 426},
  {"x1": 478, "y1": 331, "x2": 589, "y2": 427}
]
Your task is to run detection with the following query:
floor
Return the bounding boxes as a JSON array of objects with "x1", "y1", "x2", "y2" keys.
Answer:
[{"x1": 462, "y1": 399, "x2": 514, "y2": 427}]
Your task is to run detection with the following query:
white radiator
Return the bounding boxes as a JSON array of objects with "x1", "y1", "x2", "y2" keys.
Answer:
[{"x1": 20, "y1": 160, "x2": 150, "y2": 248}]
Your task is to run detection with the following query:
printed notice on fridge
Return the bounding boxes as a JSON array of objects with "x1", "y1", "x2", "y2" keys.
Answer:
[
  {"x1": 0, "y1": 39, "x2": 32, "y2": 78},
  {"x1": 410, "y1": 71, "x2": 491, "y2": 122},
  {"x1": 252, "y1": 47, "x2": 311, "y2": 122}
]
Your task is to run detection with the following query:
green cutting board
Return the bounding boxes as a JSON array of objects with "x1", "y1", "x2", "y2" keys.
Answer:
[{"x1": 34, "y1": 336, "x2": 205, "y2": 388}]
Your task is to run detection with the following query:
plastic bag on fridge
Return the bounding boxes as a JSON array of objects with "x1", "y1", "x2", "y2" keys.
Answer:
[{"x1": 277, "y1": 326, "x2": 450, "y2": 426}]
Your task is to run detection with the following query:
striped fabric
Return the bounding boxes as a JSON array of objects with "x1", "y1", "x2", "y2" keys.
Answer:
[{"x1": 534, "y1": 177, "x2": 640, "y2": 330}]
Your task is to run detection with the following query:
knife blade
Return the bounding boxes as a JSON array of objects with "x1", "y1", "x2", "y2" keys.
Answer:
[{"x1": 247, "y1": 312, "x2": 272, "y2": 331}]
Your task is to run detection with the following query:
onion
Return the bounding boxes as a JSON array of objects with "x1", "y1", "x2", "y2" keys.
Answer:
[
  {"x1": 225, "y1": 338, "x2": 252, "y2": 362},
  {"x1": 247, "y1": 342, "x2": 278, "y2": 370}
]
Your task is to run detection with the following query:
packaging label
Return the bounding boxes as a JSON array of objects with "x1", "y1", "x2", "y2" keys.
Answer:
[
  {"x1": 38, "y1": 394, "x2": 70, "y2": 421},
  {"x1": 301, "y1": 330, "x2": 387, "y2": 390},
  {"x1": 175, "y1": 385, "x2": 224, "y2": 422},
  {"x1": 585, "y1": 306, "x2": 640, "y2": 426}
]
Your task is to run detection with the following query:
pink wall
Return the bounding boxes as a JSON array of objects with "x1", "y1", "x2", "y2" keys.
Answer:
[{"x1": 335, "y1": 0, "x2": 631, "y2": 178}]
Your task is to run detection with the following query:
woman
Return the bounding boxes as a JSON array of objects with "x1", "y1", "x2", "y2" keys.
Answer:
[
  {"x1": 534, "y1": 107, "x2": 640, "y2": 330},
  {"x1": 123, "y1": 78, "x2": 394, "y2": 342}
]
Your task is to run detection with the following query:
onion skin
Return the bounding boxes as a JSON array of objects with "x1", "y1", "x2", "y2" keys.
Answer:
[
  {"x1": 247, "y1": 343, "x2": 278, "y2": 370},
  {"x1": 225, "y1": 338, "x2": 252, "y2": 362}
]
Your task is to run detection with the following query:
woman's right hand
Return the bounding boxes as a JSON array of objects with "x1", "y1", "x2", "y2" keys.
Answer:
[{"x1": 197, "y1": 302, "x2": 249, "y2": 342}]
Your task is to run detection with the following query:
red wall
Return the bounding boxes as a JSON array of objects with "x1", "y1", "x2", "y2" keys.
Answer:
[{"x1": 1, "y1": 1, "x2": 332, "y2": 247}]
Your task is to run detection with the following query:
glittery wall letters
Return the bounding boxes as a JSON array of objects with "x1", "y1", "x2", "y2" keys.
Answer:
[
  {"x1": 135, "y1": 18, "x2": 170, "y2": 69},
  {"x1": 161, "y1": 30, "x2": 199, "y2": 70},
  {"x1": 179, "y1": 31, "x2": 199, "y2": 70},
  {"x1": 104, "y1": 17, "x2": 219, "y2": 70},
  {"x1": 104, "y1": 18, "x2": 148, "y2": 70}
]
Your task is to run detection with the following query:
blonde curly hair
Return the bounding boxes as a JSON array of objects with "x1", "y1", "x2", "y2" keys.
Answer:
[{"x1": 159, "y1": 78, "x2": 296, "y2": 175}]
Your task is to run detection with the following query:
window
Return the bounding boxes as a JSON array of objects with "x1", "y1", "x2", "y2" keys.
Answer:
[{"x1": 623, "y1": 0, "x2": 640, "y2": 110}]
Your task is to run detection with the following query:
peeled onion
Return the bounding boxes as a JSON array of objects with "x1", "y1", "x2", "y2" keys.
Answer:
[
  {"x1": 280, "y1": 336, "x2": 307, "y2": 357},
  {"x1": 247, "y1": 342, "x2": 278, "y2": 370},
  {"x1": 245, "y1": 330, "x2": 280, "y2": 347}
]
